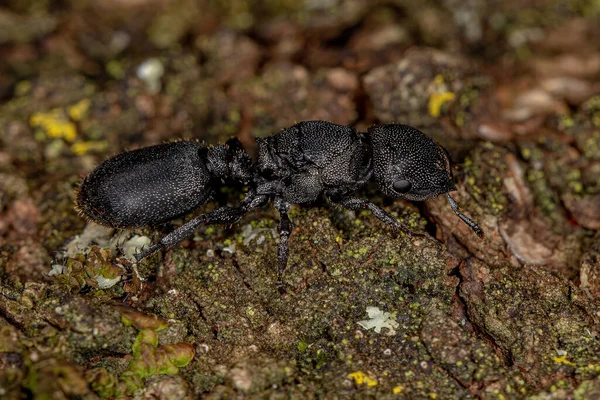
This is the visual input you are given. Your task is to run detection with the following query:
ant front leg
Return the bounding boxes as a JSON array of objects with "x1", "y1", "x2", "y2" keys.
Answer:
[
  {"x1": 328, "y1": 196, "x2": 417, "y2": 237},
  {"x1": 274, "y1": 198, "x2": 293, "y2": 293},
  {"x1": 136, "y1": 193, "x2": 269, "y2": 261}
]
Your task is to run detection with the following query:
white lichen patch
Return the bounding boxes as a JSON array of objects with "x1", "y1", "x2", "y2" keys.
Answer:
[
  {"x1": 357, "y1": 306, "x2": 399, "y2": 335},
  {"x1": 51, "y1": 225, "x2": 152, "y2": 279},
  {"x1": 241, "y1": 224, "x2": 275, "y2": 245},
  {"x1": 121, "y1": 235, "x2": 152, "y2": 262},
  {"x1": 65, "y1": 223, "x2": 116, "y2": 257},
  {"x1": 48, "y1": 263, "x2": 67, "y2": 276},
  {"x1": 93, "y1": 275, "x2": 122, "y2": 289},
  {"x1": 137, "y1": 58, "x2": 165, "y2": 94},
  {"x1": 222, "y1": 243, "x2": 236, "y2": 255},
  {"x1": 63, "y1": 223, "x2": 151, "y2": 262}
]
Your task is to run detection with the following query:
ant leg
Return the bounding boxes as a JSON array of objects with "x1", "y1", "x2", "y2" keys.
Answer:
[
  {"x1": 135, "y1": 193, "x2": 269, "y2": 261},
  {"x1": 274, "y1": 198, "x2": 293, "y2": 292},
  {"x1": 445, "y1": 194, "x2": 484, "y2": 238},
  {"x1": 329, "y1": 196, "x2": 416, "y2": 237}
]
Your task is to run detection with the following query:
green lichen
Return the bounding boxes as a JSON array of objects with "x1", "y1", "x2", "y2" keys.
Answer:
[
  {"x1": 462, "y1": 142, "x2": 508, "y2": 215},
  {"x1": 120, "y1": 307, "x2": 169, "y2": 331},
  {"x1": 90, "y1": 309, "x2": 195, "y2": 397},
  {"x1": 521, "y1": 143, "x2": 563, "y2": 222},
  {"x1": 582, "y1": 131, "x2": 600, "y2": 160},
  {"x1": 461, "y1": 260, "x2": 600, "y2": 383}
]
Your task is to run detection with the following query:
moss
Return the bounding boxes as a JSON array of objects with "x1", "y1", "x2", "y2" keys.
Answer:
[
  {"x1": 462, "y1": 142, "x2": 508, "y2": 215},
  {"x1": 105, "y1": 60, "x2": 125, "y2": 79},
  {"x1": 461, "y1": 260, "x2": 600, "y2": 385},
  {"x1": 582, "y1": 131, "x2": 600, "y2": 160},
  {"x1": 522, "y1": 145, "x2": 563, "y2": 220}
]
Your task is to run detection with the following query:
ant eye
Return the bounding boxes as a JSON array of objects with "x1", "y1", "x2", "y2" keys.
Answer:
[{"x1": 392, "y1": 180, "x2": 412, "y2": 193}]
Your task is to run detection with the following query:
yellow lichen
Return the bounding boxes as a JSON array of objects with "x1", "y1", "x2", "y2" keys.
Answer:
[
  {"x1": 348, "y1": 371, "x2": 378, "y2": 387},
  {"x1": 71, "y1": 141, "x2": 108, "y2": 156},
  {"x1": 30, "y1": 109, "x2": 77, "y2": 142},
  {"x1": 393, "y1": 385, "x2": 403, "y2": 394},
  {"x1": 68, "y1": 99, "x2": 91, "y2": 121},
  {"x1": 428, "y1": 92, "x2": 456, "y2": 117},
  {"x1": 553, "y1": 355, "x2": 576, "y2": 366}
]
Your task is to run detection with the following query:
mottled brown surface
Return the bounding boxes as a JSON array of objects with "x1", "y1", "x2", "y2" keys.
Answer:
[{"x1": 1, "y1": 1, "x2": 600, "y2": 399}]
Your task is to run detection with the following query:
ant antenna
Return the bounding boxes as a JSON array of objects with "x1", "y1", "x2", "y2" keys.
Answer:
[{"x1": 446, "y1": 194, "x2": 484, "y2": 238}]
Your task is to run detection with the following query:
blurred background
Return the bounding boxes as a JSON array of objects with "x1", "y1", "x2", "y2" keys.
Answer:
[{"x1": 1, "y1": 1, "x2": 600, "y2": 399}]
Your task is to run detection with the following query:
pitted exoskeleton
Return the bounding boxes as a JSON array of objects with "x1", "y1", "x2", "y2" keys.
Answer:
[{"x1": 76, "y1": 120, "x2": 482, "y2": 290}]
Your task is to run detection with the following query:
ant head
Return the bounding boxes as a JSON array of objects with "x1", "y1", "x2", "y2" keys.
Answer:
[{"x1": 368, "y1": 124, "x2": 456, "y2": 201}]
